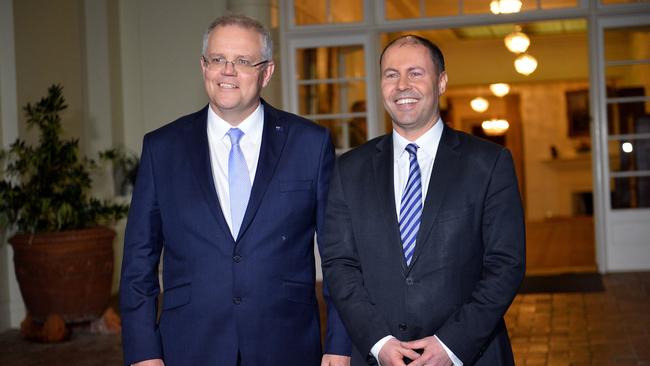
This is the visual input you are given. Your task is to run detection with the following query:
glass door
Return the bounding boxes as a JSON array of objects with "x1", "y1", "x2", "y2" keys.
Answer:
[
  {"x1": 287, "y1": 34, "x2": 377, "y2": 153},
  {"x1": 595, "y1": 16, "x2": 650, "y2": 270}
]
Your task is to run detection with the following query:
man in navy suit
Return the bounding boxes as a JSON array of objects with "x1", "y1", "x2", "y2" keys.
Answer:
[
  {"x1": 120, "y1": 15, "x2": 351, "y2": 366},
  {"x1": 321, "y1": 35, "x2": 525, "y2": 366}
]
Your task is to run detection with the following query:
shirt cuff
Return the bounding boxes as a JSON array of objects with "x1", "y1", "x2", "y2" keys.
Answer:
[
  {"x1": 435, "y1": 335, "x2": 463, "y2": 366},
  {"x1": 370, "y1": 335, "x2": 395, "y2": 366}
]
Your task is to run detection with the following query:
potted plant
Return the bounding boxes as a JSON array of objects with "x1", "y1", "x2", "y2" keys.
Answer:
[{"x1": 0, "y1": 84, "x2": 129, "y2": 340}]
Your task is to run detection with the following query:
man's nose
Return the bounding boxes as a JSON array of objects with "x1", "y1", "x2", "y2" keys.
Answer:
[
  {"x1": 396, "y1": 75, "x2": 411, "y2": 90},
  {"x1": 221, "y1": 61, "x2": 237, "y2": 75}
]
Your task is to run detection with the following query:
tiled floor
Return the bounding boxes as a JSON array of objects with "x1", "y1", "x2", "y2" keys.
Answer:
[
  {"x1": 507, "y1": 272, "x2": 650, "y2": 365},
  {"x1": 0, "y1": 272, "x2": 648, "y2": 365}
]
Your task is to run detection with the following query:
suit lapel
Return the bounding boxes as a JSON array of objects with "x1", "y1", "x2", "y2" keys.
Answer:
[
  {"x1": 183, "y1": 106, "x2": 232, "y2": 238},
  {"x1": 373, "y1": 135, "x2": 407, "y2": 274},
  {"x1": 407, "y1": 125, "x2": 461, "y2": 272},
  {"x1": 236, "y1": 101, "x2": 287, "y2": 242}
]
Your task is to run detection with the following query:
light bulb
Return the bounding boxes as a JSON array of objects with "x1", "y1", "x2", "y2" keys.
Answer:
[
  {"x1": 489, "y1": 83, "x2": 510, "y2": 97},
  {"x1": 470, "y1": 97, "x2": 489, "y2": 113},
  {"x1": 504, "y1": 30, "x2": 530, "y2": 53},
  {"x1": 514, "y1": 53, "x2": 538, "y2": 75},
  {"x1": 482, "y1": 119, "x2": 510, "y2": 136}
]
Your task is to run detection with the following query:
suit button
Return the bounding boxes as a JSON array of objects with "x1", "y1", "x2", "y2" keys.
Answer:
[
  {"x1": 398, "y1": 323, "x2": 408, "y2": 331},
  {"x1": 233, "y1": 297, "x2": 242, "y2": 305},
  {"x1": 233, "y1": 255, "x2": 242, "y2": 262},
  {"x1": 406, "y1": 277, "x2": 414, "y2": 285}
]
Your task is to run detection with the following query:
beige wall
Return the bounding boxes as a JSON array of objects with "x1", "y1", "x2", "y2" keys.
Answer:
[
  {"x1": 442, "y1": 33, "x2": 589, "y2": 87},
  {"x1": 13, "y1": 0, "x2": 86, "y2": 148}
]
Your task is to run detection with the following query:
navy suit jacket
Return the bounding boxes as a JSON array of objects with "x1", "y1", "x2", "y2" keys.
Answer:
[
  {"x1": 120, "y1": 101, "x2": 350, "y2": 365},
  {"x1": 321, "y1": 125, "x2": 525, "y2": 365}
]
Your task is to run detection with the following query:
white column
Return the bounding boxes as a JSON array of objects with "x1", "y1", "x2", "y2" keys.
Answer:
[
  {"x1": 227, "y1": 0, "x2": 282, "y2": 108},
  {"x1": 83, "y1": 0, "x2": 115, "y2": 200},
  {"x1": 0, "y1": 0, "x2": 26, "y2": 330}
]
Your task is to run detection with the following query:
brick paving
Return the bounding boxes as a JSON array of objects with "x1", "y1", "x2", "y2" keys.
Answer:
[{"x1": 0, "y1": 272, "x2": 648, "y2": 365}]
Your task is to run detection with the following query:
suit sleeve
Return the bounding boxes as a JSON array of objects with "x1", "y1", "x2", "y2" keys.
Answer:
[
  {"x1": 119, "y1": 135, "x2": 164, "y2": 365},
  {"x1": 315, "y1": 129, "x2": 353, "y2": 356},
  {"x1": 320, "y1": 159, "x2": 393, "y2": 358},
  {"x1": 436, "y1": 148, "x2": 526, "y2": 364}
]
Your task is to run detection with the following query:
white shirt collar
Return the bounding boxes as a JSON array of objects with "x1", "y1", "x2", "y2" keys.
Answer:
[
  {"x1": 392, "y1": 118, "x2": 444, "y2": 160},
  {"x1": 207, "y1": 103, "x2": 264, "y2": 144}
]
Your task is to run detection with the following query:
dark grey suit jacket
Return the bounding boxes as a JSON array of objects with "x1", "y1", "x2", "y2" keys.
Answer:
[{"x1": 321, "y1": 124, "x2": 525, "y2": 365}]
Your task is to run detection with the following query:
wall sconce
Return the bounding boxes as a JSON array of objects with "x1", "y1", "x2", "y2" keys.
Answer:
[
  {"x1": 482, "y1": 119, "x2": 510, "y2": 136},
  {"x1": 470, "y1": 97, "x2": 489, "y2": 113},
  {"x1": 489, "y1": 83, "x2": 510, "y2": 97},
  {"x1": 504, "y1": 27, "x2": 530, "y2": 53},
  {"x1": 490, "y1": 0, "x2": 522, "y2": 14},
  {"x1": 514, "y1": 53, "x2": 538, "y2": 75}
]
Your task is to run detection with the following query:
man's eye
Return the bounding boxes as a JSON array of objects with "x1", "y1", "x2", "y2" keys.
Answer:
[
  {"x1": 409, "y1": 71, "x2": 422, "y2": 78},
  {"x1": 236, "y1": 59, "x2": 252, "y2": 66},
  {"x1": 212, "y1": 57, "x2": 226, "y2": 64},
  {"x1": 384, "y1": 73, "x2": 398, "y2": 79}
]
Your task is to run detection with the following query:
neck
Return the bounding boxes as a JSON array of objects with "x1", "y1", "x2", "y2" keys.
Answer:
[
  {"x1": 210, "y1": 101, "x2": 260, "y2": 126},
  {"x1": 394, "y1": 116, "x2": 439, "y2": 142}
]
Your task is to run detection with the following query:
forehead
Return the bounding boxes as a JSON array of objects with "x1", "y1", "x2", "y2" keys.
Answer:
[
  {"x1": 381, "y1": 42, "x2": 435, "y2": 72},
  {"x1": 206, "y1": 25, "x2": 262, "y2": 55}
]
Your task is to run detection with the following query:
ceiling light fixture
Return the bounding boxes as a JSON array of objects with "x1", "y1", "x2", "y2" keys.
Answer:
[
  {"x1": 482, "y1": 119, "x2": 510, "y2": 136},
  {"x1": 470, "y1": 97, "x2": 489, "y2": 113},
  {"x1": 514, "y1": 53, "x2": 538, "y2": 75},
  {"x1": 489, "y1": 83, "x2": 510, "y2": 97},
  {"x1": 490, "y1": 0, "x2": 522, "y2": 14},
  {"x1": 504, "y1": 27, "x2": 530, "y2": 53}
]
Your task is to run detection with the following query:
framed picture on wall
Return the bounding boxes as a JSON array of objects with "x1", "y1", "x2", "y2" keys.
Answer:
[{"x1": 566, "y1": 89, "x2": 591, "y2": 137}]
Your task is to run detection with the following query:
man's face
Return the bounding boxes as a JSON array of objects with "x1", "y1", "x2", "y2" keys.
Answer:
[
  {"x1": 201, "y1": 25, "x2": 274, "y2": 124},
  {"x1": 380, "y1": 42, "x2": 447, "y2": 137}
]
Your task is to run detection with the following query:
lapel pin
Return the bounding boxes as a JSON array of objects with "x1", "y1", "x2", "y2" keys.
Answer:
[{"x1": 275, "y1": 126, "x2": 283, "y2": 132}]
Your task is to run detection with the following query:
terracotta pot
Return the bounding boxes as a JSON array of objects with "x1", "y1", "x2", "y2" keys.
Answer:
[{"x1": 9, "y1": 226, "x2": 115, "y2": 323}]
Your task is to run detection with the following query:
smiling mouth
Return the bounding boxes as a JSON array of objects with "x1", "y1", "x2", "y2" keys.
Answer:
[
  {"x1": 395, "y1": 98, "x2": 418, "y2": 105},
  {"x1": 218, "y1": 82, "x2": 238, "y2": 89}
]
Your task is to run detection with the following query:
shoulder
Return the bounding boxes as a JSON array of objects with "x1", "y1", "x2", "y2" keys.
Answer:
[
  {"x1": 264, "y1": 101, "x2": 327, "y2": 137},
  {"x1": 338, "y1": 134, "x2": 390, "y2": 167},
  {"x1": 445, "y1": 126, "x2": 505, "y2": 155},
  {"x1": 143, "y1": 106, "x2": 207, "y2": 146}
]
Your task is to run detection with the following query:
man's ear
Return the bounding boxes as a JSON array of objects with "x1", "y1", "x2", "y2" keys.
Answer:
[
  {"x1": 261, "y1": 62, "x2": 275, "y2": 87},
  {"x1": 438, "y1": 71, "x2": 448, "y2": 95}
]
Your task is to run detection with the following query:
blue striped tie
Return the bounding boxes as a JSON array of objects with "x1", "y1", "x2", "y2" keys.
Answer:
[
  {"x1": 399, "y1": 143, "x2": 422, "y2": 266},
  {"x1": 227, "y1": 128, "x2": 251, "y2": 239}
]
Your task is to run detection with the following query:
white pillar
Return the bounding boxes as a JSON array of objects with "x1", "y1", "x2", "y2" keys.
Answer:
[
  {"x1": 0, "y1": 0, "x2": 26, "y2": 330},
  {"x1": 227, "y1": 0, "x2": 282, "y2": 108}
]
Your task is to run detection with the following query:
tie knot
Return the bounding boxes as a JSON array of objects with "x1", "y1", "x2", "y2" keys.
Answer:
[
  {"x1": 227, "y1": 128, "x2": 244, "y2": 145},
  {"x1": 405, "y1": 143, "x2": 418, "y2": 157}
]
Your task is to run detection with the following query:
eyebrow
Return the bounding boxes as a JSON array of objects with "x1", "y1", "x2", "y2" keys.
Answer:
[{"x1": 382, "y1": 65, "x2": 425, "y2": 74}]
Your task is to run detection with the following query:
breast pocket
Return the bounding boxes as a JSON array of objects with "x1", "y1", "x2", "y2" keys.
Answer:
[
  {"x1": 282, "y1": 280, "x2": 316, "y2": 305},
  {"x1": 280, "y1": 180, "x2": 313, "y2": 192},
  {"x1": 434, "y1": 204, "x2": 474, "y2": 223}
]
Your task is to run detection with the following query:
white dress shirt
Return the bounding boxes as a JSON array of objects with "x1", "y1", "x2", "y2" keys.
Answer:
[
  {"x1": 370, "y1": 119, "x2": 463, "y2": 366},
  {"x1": 206, "y1": 103, "x2": 264, "y2": 237}
]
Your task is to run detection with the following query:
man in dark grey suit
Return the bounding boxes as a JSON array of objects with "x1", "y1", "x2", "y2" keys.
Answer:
[{"x1": 321, "y1": 35, "x2": 525, "y2": 366}]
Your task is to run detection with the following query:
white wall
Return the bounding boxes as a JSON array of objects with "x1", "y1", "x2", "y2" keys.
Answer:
[{"x1": 0, "y1": 0, "x2": 24, "y2": 331}]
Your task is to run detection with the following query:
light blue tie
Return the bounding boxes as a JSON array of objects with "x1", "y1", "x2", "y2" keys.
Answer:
[
  {"x1": 399, "y1": 143, "x2": 422, "y2": 266},
  {"x1": 227, "y1": 128, "x2": 251, "y2": 239}
]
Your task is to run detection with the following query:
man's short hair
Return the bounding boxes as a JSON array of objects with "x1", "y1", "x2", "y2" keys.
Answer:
[
  {"x1": 202, "y1": 14, "x2": 273, "y2": 61},
  {"x1": 380, "y1": 35, "x2": 445, "y2": 75}
]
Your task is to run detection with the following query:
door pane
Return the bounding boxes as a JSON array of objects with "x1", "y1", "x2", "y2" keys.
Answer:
[
  {"x1": 296, "y1": 46, "x2": 365, "y2": 80},
  {"x1": 298, "y1": 82, "x2": 366, "y2": 116},
  {"x1": 604, "y1": 25, "x2": 650, "y2": 209},
  {"x1": 294, "y1": 0, "x2": 363, "y2": 25}
]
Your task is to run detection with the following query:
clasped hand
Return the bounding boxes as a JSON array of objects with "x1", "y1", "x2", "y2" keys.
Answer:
[{"x1": 378, "y1": 336, "x2": 452, "y2": 366}]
